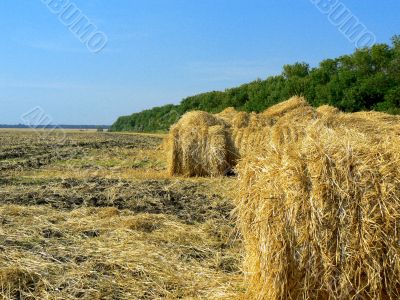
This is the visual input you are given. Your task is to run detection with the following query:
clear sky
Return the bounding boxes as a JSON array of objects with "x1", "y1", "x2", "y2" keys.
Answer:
[{"x1": 0, "y1": 0, "x2": 399, "y2": 125}]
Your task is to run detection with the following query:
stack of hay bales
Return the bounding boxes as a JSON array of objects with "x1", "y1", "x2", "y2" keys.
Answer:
[
  {"x1": 167, "y1": 111, "x2": 238, "y2": 177},
  {"x1": 214, "y1": 97, "x2": 315, "y2": 151},
  {"x1": 167, "y1": 96, "x2": 400, "y2": 298},
  {"x1": 167, "y1": 97, "x2": 313, "y2": 177},
  {"x1": 167, "y1": 107, "x2": 262, "y2": 177},
  {"x1": 236, "y1": 116, "x2": 400, "y2": 299}
]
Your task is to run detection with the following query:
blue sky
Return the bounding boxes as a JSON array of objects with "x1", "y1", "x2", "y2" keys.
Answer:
[{"x1": 0, "y1": 0, "x2": 399, "y2": 125}]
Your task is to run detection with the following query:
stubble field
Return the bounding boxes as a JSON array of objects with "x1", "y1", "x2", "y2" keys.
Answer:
[{"x1": 0, "y1": 129, "x2": 245, "y2": 300}]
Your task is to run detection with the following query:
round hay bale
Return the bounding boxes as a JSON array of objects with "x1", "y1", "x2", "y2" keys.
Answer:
[{"x1": 167, "y1": 111, "x2": 238, "y2": 177}]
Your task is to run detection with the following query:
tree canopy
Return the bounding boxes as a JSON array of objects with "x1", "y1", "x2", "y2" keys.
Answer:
[{"x1": 111, "y1": 37, "x2": 400, "y2": 132}]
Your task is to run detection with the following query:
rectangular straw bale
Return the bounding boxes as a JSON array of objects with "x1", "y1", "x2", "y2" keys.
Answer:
[{"x1": 236, "y1": 122, "x2": 400, "y2": 300}]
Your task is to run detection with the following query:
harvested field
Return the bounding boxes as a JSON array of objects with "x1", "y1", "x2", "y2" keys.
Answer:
[
  {"x1": 3, "y1": 99, "x2": 399, "y2": 300},
  {"x1": 0, "y1": 130, "x2": 245, "y2": 299}
]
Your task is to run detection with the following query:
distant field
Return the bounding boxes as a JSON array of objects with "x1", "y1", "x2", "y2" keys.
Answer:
[
  {"x1": 0, "y1": 130, "x2": 244, "y2": 299},
  {"x1": 0, "y1": 128, "x2": 99, "y2": 133}
]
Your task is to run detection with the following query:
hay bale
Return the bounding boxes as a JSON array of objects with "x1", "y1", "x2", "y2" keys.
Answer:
[
  {"x1": 236, "y1": 121, "x2": 400, "y2": 299},
  {"x1": 351, "y1": 111, "x2": 400, "y2": 136},
  {"x1": 168, "y1": 97, "x2": 400, "y2": 178},
  {"x1": 231, "y1": 111, "x2": 251, "y2": 129},
  {"x1": 235, "y1": 98, "x2": 316, "y2": 157},
  {"x1": 217, "y1": 108, "x2": 254, "y2": 129},
  {"x1": 319, "y1": 109, "x2": 400, "y2": 137},
  {"x1": 263, "y1": 96, "x2": 309, "y2": 119},
  {"x1": 216, "y1": 107, "x2": 240, "y2": 120},
  {"x1": 352, "y1": 110, "x2": 400, "y2": 124},
  {"x1": 231, "y1": 113, "x2": 274, "y2": 157},
  {"x1": 167, "y1": 111, "x2": 238, "y2": 177},
  {"x1": 316, "y1": 105, "x2": 340, "y2": 117},
  {"x1": 167, "y1": 97, "x2": 317, "y2": 177}
]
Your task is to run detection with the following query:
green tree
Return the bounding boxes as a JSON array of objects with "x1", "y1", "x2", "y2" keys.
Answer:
[{"x1": 110, "y1": 36, "x2": 400, "y2": 132}]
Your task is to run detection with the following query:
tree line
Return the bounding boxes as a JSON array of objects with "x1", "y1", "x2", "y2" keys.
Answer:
[{"x1": 111, "y1": 36, "x2": 400, "y2": 132}]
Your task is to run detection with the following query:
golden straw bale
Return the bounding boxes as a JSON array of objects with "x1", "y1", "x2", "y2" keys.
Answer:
[
  {"x1": 260, "y1": 99, "x2": 317, "y2": 154},
  {"x1": 217, "y1": 108, "x2": 254, "y2": 129},
  {"x1": 320, "y1": 110, "x2": 400, "y2": 137},
  {"x1": 262, "y1": 96, "x2": 310, "y2": 119},
  {"x1": 351, "y1": 111, "x2": 400, "y2": 136},
  {"x1": 231, "y1": 111, "x2": 251, "y2": 129},
  {"x1": 216, "y1": 107, "x2": 240, "y2": 121},
  {"x1": 233, "y1": 127, "x2": 270, "y2": 158},
  {"x1": 230, "y1": 114, "x2": 274, "y2": 158},
  {"x1": 315, "y1": 105, "x2": 400, "y2": 137},
  {"x1": 167, "y1": 111, "x2": 238, "y2": 177},
  {"x1": 247, "y1": 113, "x2": 274, "y2": 128},
  {"x1": 273, "y1": 105, "x2": 317, "y2": 127},
  {"x1": 353, "y1": 110, "x2": 400, "y2": 123},
  {"x1": 316, "y1": 105, "x2": 340, "y2": 117},
  {"x1": 316, "y1": 105, "x2": 341, "y2": 128},
  {"x1": 167, "y1": 97, "x2": 317, "y2": 177},
  {"x1": 236, "y1": 122, "x2": 400, "y2": 300}
]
